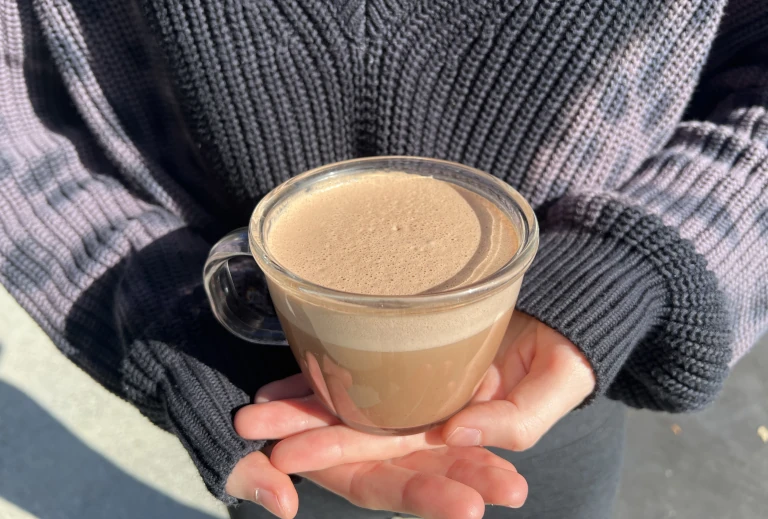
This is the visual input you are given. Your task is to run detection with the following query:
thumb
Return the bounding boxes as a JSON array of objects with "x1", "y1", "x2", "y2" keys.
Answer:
[
  {"x1": 442, "y1": 337, "x2": 595, "y2": 452},
  {"x1": 226, "y1": 450, "x2": 299, "y2": 519}
]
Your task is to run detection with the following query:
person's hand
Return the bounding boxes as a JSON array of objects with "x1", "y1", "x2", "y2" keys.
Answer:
[
  {"x1": 226, "y1": 450, "x2": 298, "y2": 518},
  {"x1": 226, "y1": 444, "x2": 527, "y2": 519},
  {"x1": 227, "y1": 311, "x2": 588, "y2": 517},
  {"x1": 442, "y1": 312, "x2": 596, "y2": 451},
  {"x1": 228, "y1": 375, "x2": 528, "y2": 518}
]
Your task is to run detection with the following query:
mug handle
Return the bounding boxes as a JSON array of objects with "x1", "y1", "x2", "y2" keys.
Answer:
[{"x1": 203, "y1": 228, "x2": 288, "y2": 345}]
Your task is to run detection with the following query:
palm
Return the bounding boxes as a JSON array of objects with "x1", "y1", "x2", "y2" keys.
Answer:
[{"x1": 304, "y1": 446, "x2": 526, "y2": 519}]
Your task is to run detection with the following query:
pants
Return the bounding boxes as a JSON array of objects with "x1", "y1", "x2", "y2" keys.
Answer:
[{"x1": 229, "y1": 398, "x2": 625, "y2": 519}]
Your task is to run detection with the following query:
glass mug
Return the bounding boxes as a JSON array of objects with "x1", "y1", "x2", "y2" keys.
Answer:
[{"x1": 204, "y1": 157, "x2": 539, "y2": 435}]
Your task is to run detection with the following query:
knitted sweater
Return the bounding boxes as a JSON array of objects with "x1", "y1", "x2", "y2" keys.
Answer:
[{"x1": 1, "y1": 0, "x2": 767, "y2": 504}]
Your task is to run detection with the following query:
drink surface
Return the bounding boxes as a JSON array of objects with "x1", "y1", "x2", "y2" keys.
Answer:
[{"x1": 266, "y1": 172, "x2": 519, "y2": 296}]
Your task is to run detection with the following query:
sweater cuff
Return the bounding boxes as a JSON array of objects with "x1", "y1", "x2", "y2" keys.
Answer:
[
  {"x1": 516, "y1": 195, "x2": 732, "y2": 411},
  {"x1": 126, "y1": 339, "x2": 264, "y2": 505},
  {"x1": 114, "y1": 228, "x2": 298, "y2": 504}
]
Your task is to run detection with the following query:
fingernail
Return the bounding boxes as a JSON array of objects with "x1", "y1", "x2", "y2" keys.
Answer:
[
  {"x1": 446, "y1": 427, "x2": 482, "y2": 446},
  {"x1": 254, "y1": 488, "x2": 285, "y2": 517}
]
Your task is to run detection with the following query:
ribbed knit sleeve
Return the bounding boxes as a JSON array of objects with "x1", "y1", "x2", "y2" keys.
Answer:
[
  {"x1": 517, "y1": 1, "x2": 768, "y2": 411},
  {"x1": 0, "y1": 1, "x2": 296, "y2": 503}
]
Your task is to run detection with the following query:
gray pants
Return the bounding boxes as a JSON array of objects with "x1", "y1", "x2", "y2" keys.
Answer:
[{"x1": 229, "y1": 398, "x2": 625, "y2": 519}]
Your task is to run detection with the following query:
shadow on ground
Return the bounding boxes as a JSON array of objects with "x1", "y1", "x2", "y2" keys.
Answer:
[
  {"x1": 0, "y1": 374, "x2": 217, "y2": 519},
  {"x1": 615, "y1": 334, "x2": 768, "y2": 519}
]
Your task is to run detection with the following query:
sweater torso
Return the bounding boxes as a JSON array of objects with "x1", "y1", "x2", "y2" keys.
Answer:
[{"x1": 138, "y1": 0, "x2": 726, "y2": 220}]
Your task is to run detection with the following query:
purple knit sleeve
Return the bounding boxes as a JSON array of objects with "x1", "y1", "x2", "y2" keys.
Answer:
[
  {"x1": 517, "y1": 0, "x2": 768, "y2": 411},
  {"x1": 0, "y1": 0, "x2": 297, "y2": 503}
]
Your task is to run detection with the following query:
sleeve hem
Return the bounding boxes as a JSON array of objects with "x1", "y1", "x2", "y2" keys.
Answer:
[
  {"x1": 517, "y1": 195, "x2": 732, "y2": 411},
  {"x1": 113, "y1": 227, "x2": 299, "y2": 502}
]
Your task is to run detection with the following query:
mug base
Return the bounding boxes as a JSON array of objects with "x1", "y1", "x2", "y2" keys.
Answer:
[
  {"x1": 339, "y1": 419, "x2": 446, "y2": 436},
  {"x1": 335, "y1": 398, "x2": 475, "y2": 436}
]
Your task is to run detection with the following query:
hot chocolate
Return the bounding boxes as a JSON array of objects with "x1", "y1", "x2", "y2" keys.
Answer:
[{"x1": 264, "y1": 172, "x2": 521, "y2": 432}]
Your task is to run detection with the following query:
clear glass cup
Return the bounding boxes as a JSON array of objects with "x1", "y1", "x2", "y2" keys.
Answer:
[{"x1": 204, "y1": 157, "x2": 539, "y2": 435}]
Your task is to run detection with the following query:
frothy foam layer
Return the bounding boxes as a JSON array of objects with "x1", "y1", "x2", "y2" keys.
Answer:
[
  {"x1": 266, "y1": 173, "x2": 518, "y2": 296},
  {"x1": 268, "y1": 278, "x2": 522, "y2": 351}
]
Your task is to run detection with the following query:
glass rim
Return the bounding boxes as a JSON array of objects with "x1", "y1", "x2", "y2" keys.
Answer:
[{"x1": 249, "y1": 156, "x2": 539, "y2": 308}]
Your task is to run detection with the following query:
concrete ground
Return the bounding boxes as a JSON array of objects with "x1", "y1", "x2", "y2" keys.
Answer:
[{"x1": 0, "y1": 284, "x2": 766, "y2": 519}]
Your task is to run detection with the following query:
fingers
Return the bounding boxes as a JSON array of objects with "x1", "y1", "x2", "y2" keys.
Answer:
[
  {"x1": 392, "y1": 449, "x2": 527, "y2": 508},
  {"x1": 226, "y1": 451, "x2": 298, "y2": 519},
  {"x1": 468, "y1": 312, "x2": 542, "y2": 405},
  {"x1": 444, "y1": 338, "x2": 595, "y2": 452},
  {"x1": 305, "y1": 462, "x2": 486, "y2": 519},
  {"x1": 234, "y1": 395, "x2": 340, "y2": 439},
  {"x1": 270, "y1": 425, "x2": 444, "y2": 474},
  {"x1": 255, "y1": 374, "x2": 312, "y2": 403}
]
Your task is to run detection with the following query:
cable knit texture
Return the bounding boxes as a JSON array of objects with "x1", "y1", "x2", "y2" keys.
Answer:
[{"x1": 1, "y1": 0, "x2": 767, "y2": 503}]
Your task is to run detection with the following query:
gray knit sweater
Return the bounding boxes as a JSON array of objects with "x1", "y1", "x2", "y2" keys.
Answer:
[{"x1": 1, "y1": 0, "x2": 767, "y2": 504}]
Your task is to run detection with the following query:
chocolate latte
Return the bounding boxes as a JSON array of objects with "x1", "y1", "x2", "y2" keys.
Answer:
[{"x1": 264, "y1": 172, "x2": 520, "y2": 433}]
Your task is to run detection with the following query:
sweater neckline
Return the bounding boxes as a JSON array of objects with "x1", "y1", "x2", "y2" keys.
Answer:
[{"x1": 322, "y1": 0, "x2": 422, "y2": 42}]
